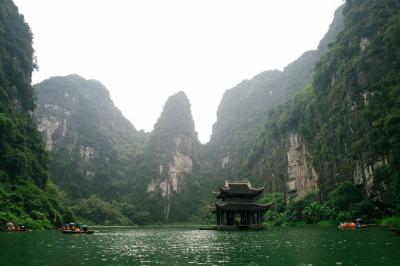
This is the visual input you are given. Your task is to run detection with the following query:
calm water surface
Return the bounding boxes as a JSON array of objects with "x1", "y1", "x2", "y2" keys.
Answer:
[{"x1": 0, "y1": 226, "x2": 399, "y2": 265}]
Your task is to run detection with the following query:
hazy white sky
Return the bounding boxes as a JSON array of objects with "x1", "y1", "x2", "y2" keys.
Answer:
[{"x1": 14, "y1": 0, "x2": 343, "y2": 143}]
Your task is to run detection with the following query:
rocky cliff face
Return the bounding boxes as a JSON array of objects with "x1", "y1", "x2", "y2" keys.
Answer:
[
  {"x1": 34, "y1": 75, "x2": 147, "y2": 200},
  {"x1": 36, "y1": 103, "x2": 70, "y2": 151},
  {"x1": 286, "y1": 133, "x2": 318, "y2": 202},
  {"x1": 208, "y1": 5, "x2": 344, "y2": 178},
  {"x1": 145, "y1": 91, "x2": 199, "y2": 221},
  {"x1": 248, "y1": 0, "x2": 400, "y2": 212}
]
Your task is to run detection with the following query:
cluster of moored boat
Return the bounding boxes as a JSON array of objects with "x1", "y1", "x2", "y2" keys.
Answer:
[
  {"x1": 5, "y1": 222, "x2": 32, "y2": 232},
  {"x1": 4, "y1": 221, "x2": 95, "y2": 234}
]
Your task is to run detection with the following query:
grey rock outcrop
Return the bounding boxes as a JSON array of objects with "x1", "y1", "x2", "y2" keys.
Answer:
[
  {"x1": 146, "y1": 92, "x2": 199, "y2": 221},
  {"x1": 286, "y1": 133, "x2": 319, "y2": 202}
]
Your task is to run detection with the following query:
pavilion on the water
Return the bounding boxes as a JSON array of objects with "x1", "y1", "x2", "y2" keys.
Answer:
[{"x1": 209, "y1": 180, "x2": 272, "y2": 229}]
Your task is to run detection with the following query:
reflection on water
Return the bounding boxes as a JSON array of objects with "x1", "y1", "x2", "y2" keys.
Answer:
[{"x1": 0, "y1": 227, "x2": 399, "y2": 265}]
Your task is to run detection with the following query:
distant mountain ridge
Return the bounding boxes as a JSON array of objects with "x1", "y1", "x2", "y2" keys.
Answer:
[
  {"x1": 35, "y1": 77, "x2": 208, "y2": 224},
  {"x1": 32, "y1": 0, "x2": 400, "y2": 225},
  {"x1": 32, "y1": 4, "x2": 348, "y2": 224},
  {"x1": 34, "y1": 74, "x2": 150, "y2": 224},
  {"x1": 207, "y1": 5, "x2": 345, "y2": 178}
]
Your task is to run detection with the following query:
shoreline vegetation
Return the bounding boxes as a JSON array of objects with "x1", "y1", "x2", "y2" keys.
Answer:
[
  {"x1": 2, "y1": 182, "x2": 400, "y2": 231},
  {"x1": 1, "y1": 0, "x2": 400, "y2": 234},
  {"x1": 90, "y1": 222, "x2": 397, "y2": 229},
  {"x1": 258, "y1": 183, "x2": 400, "y2": 229},
  {"x1": 2, "y1": 217, "x2": 400, "y2": 231}
]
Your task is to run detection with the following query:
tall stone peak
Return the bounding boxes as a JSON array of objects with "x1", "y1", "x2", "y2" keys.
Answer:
[
  {"x1": 146, "y1": 91, "x2": 198, "y2": 222},
  {"x1": 152, "y1": 91, "x2": 196, "y2": 140},
  {"x1": 317, "y1": 4, "x2": 345, "y2": 54}
]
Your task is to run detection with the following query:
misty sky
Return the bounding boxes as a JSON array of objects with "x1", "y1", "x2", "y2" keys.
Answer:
[{"x1": 14, "y1": 0, "x2": 343, "y2": 143}]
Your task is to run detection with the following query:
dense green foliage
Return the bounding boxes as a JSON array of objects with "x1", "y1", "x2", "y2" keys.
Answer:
[
  {"x1": 0, "y1": 0, "x2": 72, "y2": 229},
  {"x1": 248, "y1": 0, "x2": 400, "y2": 216},
  {"x1": 34, "y1": 75, "x2": 150, "y2": 225},
  {"x1": 35, "y1": 82, "x2": 213, "y2": 225},
  {"x1": 208, "y1": 5, "x2": 345, "y2": 183},
  {"x1": 264, "y1": 183, "x2": 381, "y2": 226},
  {"x1": 307, "y1": 0, "x2": 400, "y2": 206},
  {"x1": 0, "y1": 181, "x2": 74, "y2": 229},
  {"x1": 379, "y1": 215, "x2": 400, "y2": 227},
  {"x1": 5, "y1": 0, "x2": 399, "y2": 227}
]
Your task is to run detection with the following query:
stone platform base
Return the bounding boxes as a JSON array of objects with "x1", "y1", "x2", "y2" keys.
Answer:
[{"x1": 199, "y1": 225, "x2": 266, "y2": 230}]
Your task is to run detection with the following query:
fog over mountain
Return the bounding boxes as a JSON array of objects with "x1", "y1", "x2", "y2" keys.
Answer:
[{"x1": 14, "y1": 0, "x2": 343, "y2": 142}]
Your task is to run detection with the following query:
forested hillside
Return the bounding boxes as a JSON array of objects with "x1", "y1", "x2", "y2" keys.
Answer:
[
  {"x1": 0, "y1": 0, "x2": 73, "y2": 229},
  {"x1": 4, "y1": 0, "x2": 399, "y2": 227},
  {"x1": 34, "y1": 75, "x2": 150, "y2": 225},
  {"x1": 207, "y1": 5, "x2": 345, "y2": 182},
  {"x1": 35, "y1": 81, "x2": 212, "y2": 224},
  {"x1": 245, "y1": 0, "x2": 400, "y2": 221}
]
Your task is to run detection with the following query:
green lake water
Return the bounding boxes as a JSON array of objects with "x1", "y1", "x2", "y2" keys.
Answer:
[{"x1": 0, "y1": 226, "x2": 399, "y2": 265}]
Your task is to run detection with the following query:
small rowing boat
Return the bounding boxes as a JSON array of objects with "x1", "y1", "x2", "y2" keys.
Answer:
[
  {"x1": 62, "y1": 229, "x2": 95, "y2": 234},
  {"x1": 62, "y1": 223, "x2": 95, "y2": 234},
  {"x1": 338, "y1": 222, "x2": 367, "y2": 229}
]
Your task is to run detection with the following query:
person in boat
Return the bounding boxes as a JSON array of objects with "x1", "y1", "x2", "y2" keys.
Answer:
[
  {"x1": 5, "y1": 222, "x2": 15, "y2": 231},
  {"x1": 355, "y1": 218, "x2": 363, "y2": 228},
  {"x1": 339, "y1": 222, "x2": 356, "y2": 229}
]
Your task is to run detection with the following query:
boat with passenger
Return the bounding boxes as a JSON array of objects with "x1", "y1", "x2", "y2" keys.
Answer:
[
  {"x1": 62, "y1": 223, "x2": 95, "y2": 234},
  {"x1": 338, "y1": 218, "x2": 367, "y2": 229}
]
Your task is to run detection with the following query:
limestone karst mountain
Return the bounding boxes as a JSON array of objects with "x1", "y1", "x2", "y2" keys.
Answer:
[
  {"x1": 34, "y1": 75, "x2": 149, "y2": 224},
  {"x1": 35, "y1": 75, "x2": 148, "y2": 197},
  {"x1": 207, "y1": 5, "x2": 345, "y2": 191},
  {"x1": 0, "y1": 0, "x2": 73, "y2": 228},
  {"x1": 144, "y1": 91, "x2": 202, "y2": 222},
  {"x1": 245, "y1": 0, "x2": 400, "y2": 212},
  {"x1": 29, "y1": 0, "x2": 400, "y2": 226},
  {"x1": 35, "y1": 81, "x2": 208, "y2": 224}
]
